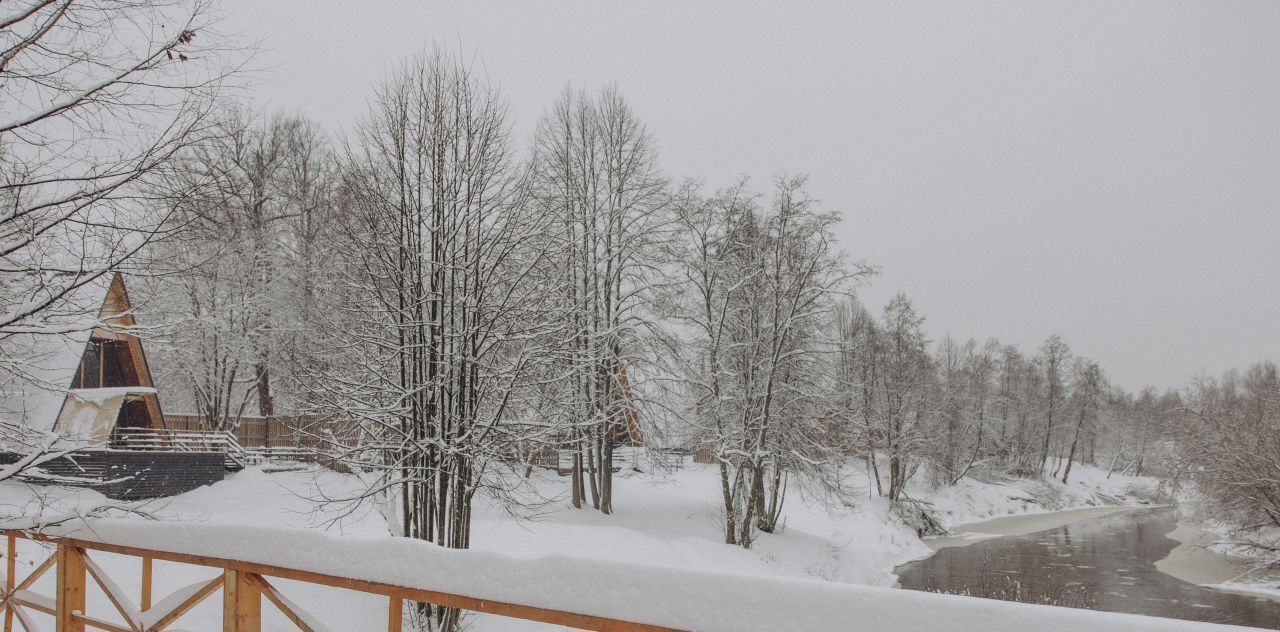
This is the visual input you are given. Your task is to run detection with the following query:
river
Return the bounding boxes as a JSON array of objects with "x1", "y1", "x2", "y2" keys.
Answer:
[{"x1": 894, "y1": 507, "x2": 1280, "y2": 629}]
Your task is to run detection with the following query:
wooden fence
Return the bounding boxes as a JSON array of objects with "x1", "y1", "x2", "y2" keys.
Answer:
[
  {"x1": 162, "y1": 415, "x2": 337, "y2": 451},
  {"x1": 0, "y1": 530, "x2": 677, "y2": 632}
]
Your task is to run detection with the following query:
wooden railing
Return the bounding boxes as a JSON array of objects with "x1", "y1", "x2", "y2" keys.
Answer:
[
  {"x1": 111, "y1": 429, "x2": 247, "y2": 470},
  {"x1": 0, "y1": 531, "x2": 677, "y2": 632}
]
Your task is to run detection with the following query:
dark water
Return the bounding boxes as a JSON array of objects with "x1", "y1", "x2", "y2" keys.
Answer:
[{"x1": 895, "y1": 507, "x2": 1280, "y2": 629}]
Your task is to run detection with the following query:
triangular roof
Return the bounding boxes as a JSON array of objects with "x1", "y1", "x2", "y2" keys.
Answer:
[{"x1": 1, "y1": 273, "x2": 165, "y2": 439}]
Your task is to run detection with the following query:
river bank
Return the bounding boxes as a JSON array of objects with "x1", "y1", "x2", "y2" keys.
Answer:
[
  {"x1": 916, "y1": 499, "x2": 1280, "y2": 606},
  {"x1": 1159, "y1": 520, "x2": 1280, "y2": 602},
  {"x1": 0, "y1": 460, "x2": 1174, "y2": 630},
  {"x1": 897, "y1": 507, "x2": 1280, "y2": 629},
  {"x1": 926, "y1": 505, "x2": 1142, "y2": 550}
]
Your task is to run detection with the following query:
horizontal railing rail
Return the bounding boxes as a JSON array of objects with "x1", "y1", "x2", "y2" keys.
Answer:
[
  {"x1": 0, "y1": 530, "x2": 676, "y2": 632},
  {"x1": 110, "y1": 428, "x2": 247, "y2": 470}
]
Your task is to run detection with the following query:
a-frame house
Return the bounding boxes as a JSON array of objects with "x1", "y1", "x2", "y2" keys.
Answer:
[
  {"x1": 0, "y1": 272, "x2": 230, "y2": 500},
  {"x1": 51, "y1": 272, "x2": 166, "y2": 444}
]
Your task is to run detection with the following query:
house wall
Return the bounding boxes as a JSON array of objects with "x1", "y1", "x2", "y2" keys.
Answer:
[{"x1": 0, "y1": 450, "x2": 225, "y2": 500}]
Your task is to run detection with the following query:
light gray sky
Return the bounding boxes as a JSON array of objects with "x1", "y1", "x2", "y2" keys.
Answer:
[{"x1": 220, "y1": 0, "x2": 1280, "y2": 391}]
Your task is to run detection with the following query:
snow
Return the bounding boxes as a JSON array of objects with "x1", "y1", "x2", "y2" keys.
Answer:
[
  {"x1": 67, "y1": 387, "x2": 158, "y2": 404},
  {"x1": 0, "y1": 462, "x2": 1230, "y2": 632},
  {"x1": 1168, "y1": 512, "x2": 1280, "y2": 601},
  {"x1": 908, "y1": 463, "x2": 1160, "y2": 527},
  {"x1": 0, "y1": 275, "x2": 113, "y2": 434},
  {"x1": 7, "y1": 515, "x2": 1250, "y2": 632},
  {"x1": 51, "y1": 388, "x2": 155, "y2": 444}
]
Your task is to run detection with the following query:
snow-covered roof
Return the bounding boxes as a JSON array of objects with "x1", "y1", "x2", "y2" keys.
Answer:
[
  {"x1": 53, "y1": 387, "x2": 158, "y2": 444},
  {"x1": 0, "y1": 274, "x2": 118, "y2": 434}
]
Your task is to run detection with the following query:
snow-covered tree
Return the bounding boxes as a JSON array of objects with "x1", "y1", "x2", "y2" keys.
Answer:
[
  {"x1": 1, "y1": 0, "x2": 241, "y2": 474},
  {"x1": 302, "y1": 49, "x2": 560, "y2": 632},
  {"x1": 529, "y1": 85, "x2": 668, "y2": 514},
  {"x1": 671, "y1": 177, "x2": 859, "y2": 547},
  {"x1": 138, "y1": 112, "x2": 335, "y2": 429}
]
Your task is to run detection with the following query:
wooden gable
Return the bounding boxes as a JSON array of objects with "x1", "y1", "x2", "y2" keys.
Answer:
[{"x1": 57, "y1": 273, "x2": 167, "y2": 439}]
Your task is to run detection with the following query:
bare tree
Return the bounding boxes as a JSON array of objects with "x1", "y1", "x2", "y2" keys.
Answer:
[
  {"x1": 530, "y1": 85, "x2": 668, "y2": 514},
  {"x1": 877, "y1": 295, "x2": 934, "y2": 502},
  {"x1": 1060, "y1": 359, "x2": 1102, "y2": 484},
  {"x1": 2, "y1": 0, "x2": 240, "y2": 336},
  {"x1": 1, "y1": 0, "x2": 242, "y2": 473},
  {"x1": 1175, "y1": 363, "x2": 1280, "y2": 540},
  {"x1": 139, "y1": 112, "x2": 334, "y2": 430},
  {"x1": 672, "y1": 177, "x2": 860, "y2": 547},
  {"x1": 948, "y1": 339, "x2": 998, "y2": 485},
  {"x1": 1036, "y1": 335, "x2": 1070, "y2": 473},
  {"x1": 303, "y1": 49, "x2": 557, "y2": 632}
]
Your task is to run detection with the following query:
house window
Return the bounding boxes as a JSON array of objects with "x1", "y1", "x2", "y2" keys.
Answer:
[{"x1": 73, "y1": 339, "x2": 135, "y2": 389}]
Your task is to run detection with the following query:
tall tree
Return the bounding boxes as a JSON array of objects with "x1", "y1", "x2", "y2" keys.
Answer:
[
  {"x1": 1037, "y1": 335, "x2": 1070, "y2": 472},
  {"x1": 877, "y1": 295, "x2": 933, "y2": 502},
  {"x1": 672, "y1": 178, "x2": 858, "y2": 546},
  {"x1": 530, "y1": 85, "x2": 668, "y2": 514},
  {"x1": 1061, "y1": 359, "x2": 1102, "y2": 484},
  {"x1": 142, "y1": 112, "x2": 331, "y2": 428},
  {"x1": 307, "y1": 49, "x2": 556, "y2": 632}
]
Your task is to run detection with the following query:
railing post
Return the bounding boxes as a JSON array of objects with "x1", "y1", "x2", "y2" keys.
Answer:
[
  {"x1": 223, "y1": 569, "x2": 261, "y2": 632},
  {"x1": 4, "y1": 533, "x2": 14, "y2": 632},
  {"x1": 55, "y1": 543, "x2": 86, "y2": 632},
  {"x1": 387, "y1": 595, "x2": 402, "y2": 632},
  {"x1": 140, "y1": 557, "x2": 152, "y2": 611}
]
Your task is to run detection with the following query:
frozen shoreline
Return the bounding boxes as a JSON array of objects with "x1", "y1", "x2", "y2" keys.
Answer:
[
  {"x1": 924, "y1": 505, "x2": 1143, "y2": 551},
  {"x1": 1157, "y1": 521, "x2": 1280, "y2": 603}
]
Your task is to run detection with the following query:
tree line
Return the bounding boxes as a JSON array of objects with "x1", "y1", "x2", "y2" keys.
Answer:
[{"x1": 130, "y1": 48, "x2": 1184, "y2": 549}]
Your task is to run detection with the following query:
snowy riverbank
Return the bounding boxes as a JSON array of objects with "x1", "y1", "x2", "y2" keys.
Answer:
[{"x1": 1157, "y1": 520, "x2": 1280, "y2": 602}]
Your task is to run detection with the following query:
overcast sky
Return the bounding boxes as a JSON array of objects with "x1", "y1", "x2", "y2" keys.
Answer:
[{"x1": 219, "y1": 0, "x2": 1280, "y2": 391}]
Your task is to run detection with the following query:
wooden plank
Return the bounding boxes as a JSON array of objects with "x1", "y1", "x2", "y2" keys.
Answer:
[
  {"x1": 82, "y1": 552, "x2": 141, "y2": 631},
  {"x1": 11, "y1": 533, "x2": 681, "y2": 632},
  {"x1": 57, "y1": 544, "x2": 87, "y2": 632},
  {"x1": 387, "y1": 596, "x2": 402, "y2": 632},
  {"x1": 7, "y1": 551, "x2": 55, "y2": 595},
  {"x1": 10, "y1": 591, "x2": 55, "y2": 615},
  {"x1": 250, "y1": 574, "x2": 321, "y2": 632},
  {"x1": 74, "y1": 613, "x2": 133, "y2": 632},
  {"x1": 143, "y1": 574, "x2": 223, "y2": 631},
  {"x1": 223, "y1": 570, "x2": 260, "y2": 632},
  {"x1": 4, "y1": 533, "x2": 13, "y2": 632},
  {"x1": 140, "y1": 558, "x2": 152, "y2": 612}
]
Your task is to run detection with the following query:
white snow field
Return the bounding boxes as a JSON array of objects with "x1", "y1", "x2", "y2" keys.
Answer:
[{"x1": 2, "y1": 461, "x2": 1237, "y2": 631}]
